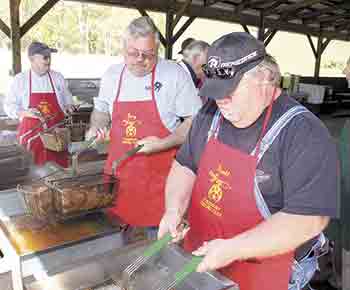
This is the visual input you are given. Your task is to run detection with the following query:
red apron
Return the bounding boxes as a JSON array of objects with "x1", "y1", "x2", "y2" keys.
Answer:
[
  {"x1": 104, "y1": 65, "x2": 177, "y2": 226},
  {"x1": 184, "y1": 102, "x2": 294, "y2": 290},
  {"x1": 17, "y1": 71, "x2": 68, "y2": 167}
]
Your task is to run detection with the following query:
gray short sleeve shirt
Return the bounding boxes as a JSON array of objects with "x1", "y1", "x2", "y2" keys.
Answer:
[{"x1": 94, "y1": 58, "x2": 202, "y2": 132}]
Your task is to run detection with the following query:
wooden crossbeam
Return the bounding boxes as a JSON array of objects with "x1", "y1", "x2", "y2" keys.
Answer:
[
  {"x1": 321, "y1": 37, "x2": 331, "y2": 54},
  {"x1": 0, "y1": 18, "x2": 10, "y2": 38},
  {"x1": 264, "y1": 29, "x2": 277, "y2": 46},
  {"x1": 137, "y1": 8, "x2": 167, "y2": 47},
  {"x1": 241, "y1": 24, "x2": 251, "y2": 34},
  {"x1": 172, "y1": 0, "x2": 192, "y2": 31},
  {"x1": 306, "y1": 34, "x2": 317, "y2": 58},
  {"x1": 20, "y1": 0, "x2": 60, "y2": 37},
  {"x1": 171, "y1": 16, "x2": 196, "y2": 44}
]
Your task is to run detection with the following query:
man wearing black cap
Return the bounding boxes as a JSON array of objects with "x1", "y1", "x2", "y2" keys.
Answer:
[
  {"x1": 4, "y1": 41, "x2": 73, "y2": 167},
  {"x1": 158, "y1": 32, "x2": 338, "y2": 290},
  {"x1": 178, "y1": 37, "x2": 196, "y2": 55}
]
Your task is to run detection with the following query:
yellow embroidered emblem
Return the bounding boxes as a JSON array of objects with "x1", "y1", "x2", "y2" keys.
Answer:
[
  {"x1": 122, "y1": 113, "x2": 142, "y2": 144},
  {"x1": 200, "y1": 164, "x2": 231, "y2": 217},
  {"x1": 37, "y1": 101, "x2": 51, "y2": 116}
]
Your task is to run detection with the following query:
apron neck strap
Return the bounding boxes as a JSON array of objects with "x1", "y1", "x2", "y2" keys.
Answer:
[
  {"x1": 208, "y1": 88, "x2": 276, "y2": 159},
  {"x1": 253, "y1": 94, "x2": 274, "y2": 159},
  {"x1": 29, "y1": 70, "x2": 55, "y2": 97}
]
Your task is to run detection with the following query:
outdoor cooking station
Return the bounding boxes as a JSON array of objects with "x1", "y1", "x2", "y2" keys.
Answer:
[{"x1": 0, "y1": 160, "x2": 126, "y2": 290}]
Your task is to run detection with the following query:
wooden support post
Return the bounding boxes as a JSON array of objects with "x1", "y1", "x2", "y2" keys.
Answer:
[
  {"x1": 165, "y1": 11, "x2": 174, "y2": 59},
  {"x1": 314, "y1": 35, "x2": 322, "y2": 82},
  {"x1": 257, "y1": 10, "x2": 265, "y2": 41},
  {"x1": 9, "y1": 0, "x2": 21, "y2": 75},
  {"x1": 171, "y1": 0, "x2": 192, "y2": 31}
]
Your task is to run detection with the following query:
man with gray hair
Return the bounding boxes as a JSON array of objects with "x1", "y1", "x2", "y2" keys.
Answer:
[
  {"x1": 178, "y1": 40, "x2": 210, "y2": 90},
  {"x1": 86, "y1": 16, "x2": 201, "y2": 234},
  {"x1": 158, "y1": 32, "x2": 338, "y2": 290}
]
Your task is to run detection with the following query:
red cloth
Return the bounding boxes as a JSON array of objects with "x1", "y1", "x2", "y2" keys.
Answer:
[
  {"x1": 184, "y1": 102, "x2": 294, "y2": 290},
  {"x1": 17, "y1": 71, "x2": 68, "y2": 167},
  {"x1": 105, "y1": 65, "x2": 176, "y2": 226}
]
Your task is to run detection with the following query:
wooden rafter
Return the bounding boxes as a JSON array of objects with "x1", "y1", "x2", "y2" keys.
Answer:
[
  {"x1": 0, "y1": 18, "x2": 10, "y2": 38},
  {"x1": 20, "y1": 0, "x2": 60, "y2": 37},
  {"x1": 137, "y1": 8, "x2": 167, "y2": 47},
  {"x1": 266, "y1": 0, "x2": 322, "y2": 16},
  {"x1": 263, "y1": 0, "x2": 287, "y2": 15}
]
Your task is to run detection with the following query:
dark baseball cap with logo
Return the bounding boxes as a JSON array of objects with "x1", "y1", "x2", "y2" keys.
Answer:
[
  {"x1": 28, "y1": 41, "x2": 58, "y2": 57},
  {"x1": 199, "y1": 32, "x2": 266, "y2": 100},
  {"x1": 178, "y1": 37, "x2": 196, "y2": 54}
]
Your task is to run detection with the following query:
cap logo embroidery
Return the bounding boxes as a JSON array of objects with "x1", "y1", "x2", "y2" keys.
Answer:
[{"x1": 208, "y1": 56, "x2": 221, "y2": 69}]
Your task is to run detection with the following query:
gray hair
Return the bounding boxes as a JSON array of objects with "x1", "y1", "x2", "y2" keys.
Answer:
[
  {"x1": 246, "y1": 54, "x2": 281, "y2": 87},
  {"x1": 183, "y1": 40, "x2": 210, "y2": 62},
  {"x1": 122, "y1": 16, "x2": 160, "y2": 47}
]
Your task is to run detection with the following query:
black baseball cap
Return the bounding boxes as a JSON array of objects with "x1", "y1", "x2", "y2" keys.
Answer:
[
  {"x1": 199, "y1": 32, "x2": 266, "y2": 100},
  {"x1": 178, "y1": 37, "x2": 196, "y2": 54},
  {"x1": 28, "y1": 41, "x2": 58, "y2": 57}
]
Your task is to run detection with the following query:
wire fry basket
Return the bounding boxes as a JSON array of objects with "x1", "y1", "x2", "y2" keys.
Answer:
[
  {"x1": 47, "y1": 173, "x2": 118, "y2": 220},
  {"x1": 17, "y1": 183, "x2": 56, "y2": 220},
  {"x1": 40, "y1": 127, "x2": 71, "y2": 152}
]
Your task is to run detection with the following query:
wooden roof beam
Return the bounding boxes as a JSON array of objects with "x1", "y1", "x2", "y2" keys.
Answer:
[
  {"x1": 266, "y1": 0, "x2": 322, "y2": 16},
  {"x1": 0, "y1": 18, "x2": 10, "y2": 38},
  {"x1": 304, "y1": 12, "x2": 347, "y2": 25},
  {"x1": 263, "y1": 0, "x2": 287, "y2": 16},
  {"x1": 172, "y1": 0, "x2": 192, "y2": 31},
  {"x1": 66, "y1": 0, "x2": 350, "y2": 41},
  {"x1": 20, "y1": 0, "x2": 60, "y2": 37}
]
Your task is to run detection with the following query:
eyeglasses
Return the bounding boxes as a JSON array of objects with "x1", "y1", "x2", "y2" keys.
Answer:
[{"x1": 127, "y1": 49, "x2": 156, "y2": 61}]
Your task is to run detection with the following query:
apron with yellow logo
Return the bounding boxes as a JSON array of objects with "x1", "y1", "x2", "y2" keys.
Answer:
[
  {"x1": 17, "y1": 71, "x2": 68, "y2": 167},
  {"x1": 184, "y1": 101, "x2": 295, "y2": 290},
  {"x1": 104, "y1": 65, "x2": 176, "y2": 226}
]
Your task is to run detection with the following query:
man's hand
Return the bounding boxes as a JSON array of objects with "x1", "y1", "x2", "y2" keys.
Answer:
[
  {"x1": 85, "y1": 126, "x2": 109, "y2": 142},
  {"x1": 136, "y1": 136, "x2": 164, "y2": 155},
  {"x1": 158, "y1": 209, "x2": 189, "y2": 242},
  {"x1": 192, "y1": 239, "x2": 236, "y2": 272}
]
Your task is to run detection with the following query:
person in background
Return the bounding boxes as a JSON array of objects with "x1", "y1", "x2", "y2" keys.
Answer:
[
  {"x1": 4, "y1": 41, "x2": 73, "y2": 167},
  {"x1": 86, "y1": 16, "x2": 201, "y2": 238},
  {"x1": 178, "y1": 37, "x2": 196, "y2": 55},
  {"x1": 158, "y1": 32, "x2": 338, "y2": 290},
  {"x1": 178, "y1": 40, "x2": 210, "y2": 90},
  {"x1": 342, "y1": 56, "x2": 350, "y2": 88}
]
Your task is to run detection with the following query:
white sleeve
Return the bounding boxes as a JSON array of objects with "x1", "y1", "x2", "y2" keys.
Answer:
[
  {"x1": 174, "y1": 68, "x2": 202, "y2": 118},
  {"x1": 55, "y1": 72, "x2": 72, "y2": 107},
  {"x1": 93, "y1": 68, "x2": 114, "y2": 113},
  {"x1": 4, "y1": 75, "x2": 23, "y2": 119}
]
